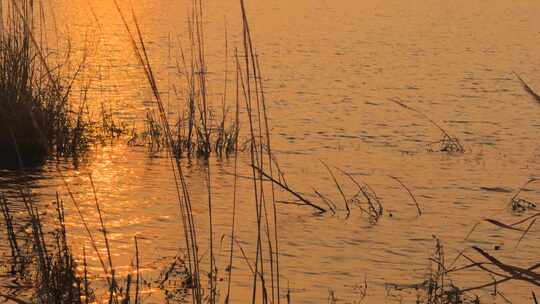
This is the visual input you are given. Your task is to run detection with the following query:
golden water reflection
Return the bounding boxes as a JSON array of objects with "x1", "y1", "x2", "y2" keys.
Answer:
[{"x1": 1, "y1": 0, "x2": 540, "y2": 302}]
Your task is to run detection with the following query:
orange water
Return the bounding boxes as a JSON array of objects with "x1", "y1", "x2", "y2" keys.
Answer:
[{"x1": 1, "y1": 0, "x2": 539, "y2": 302}]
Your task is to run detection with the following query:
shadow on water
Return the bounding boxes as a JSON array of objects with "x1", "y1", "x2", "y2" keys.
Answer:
[{"x1": 0, "y1": 149, "x2": 46, "y2": 170}]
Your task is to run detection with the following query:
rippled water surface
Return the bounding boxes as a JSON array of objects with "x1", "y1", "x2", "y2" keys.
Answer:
[{"x1": 1, "y1": 0, "x2": 540, "y2": 302}]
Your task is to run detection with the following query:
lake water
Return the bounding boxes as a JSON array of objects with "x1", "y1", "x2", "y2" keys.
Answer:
[{"x1": 1, "y1": 0, "x2": 539, "y2": 302}]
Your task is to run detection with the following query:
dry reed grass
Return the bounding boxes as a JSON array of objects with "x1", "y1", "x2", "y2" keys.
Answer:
[
  {"x1": 0, "y1": 0, "x2": 98, "y2": 166},
  {"x1": 0, "y1": 183, "x2": 142, "y2": 303},
  {"x1": 2, "y1": 1, "x2": 538, "y2": 303},
  {"x1": 115, "y1": 0, "x2": 281, "y2": 302}
]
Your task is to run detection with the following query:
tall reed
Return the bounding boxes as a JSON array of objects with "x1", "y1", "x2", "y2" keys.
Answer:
[
  {"x1": 0, "y1": 192, "x2": 87, "y2": 303},
  {"x1": 129, "y1": 1, "x2": 240, "y2": 159},
  {"x1": 0, "y1": 187, "x2": 143, "y2": 303},
  {"x1": 0, "y1": 0, "x2": 93, "y2": 165},
  {"x1": 116, "y1": 0, "x2": 282, "y2": 302}
]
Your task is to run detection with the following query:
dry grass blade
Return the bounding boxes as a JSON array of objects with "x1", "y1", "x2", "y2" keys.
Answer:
[
  {"x1": 468, "y1": 213, "x2": 540, "y2": 240},
  {"x1": 114, "y1": 2, "x2": 204, "y2": 302},
  {"x1": 335, "y1": 167, "x2": 383, "y2": 223},
  {"x1": 510, "y1": 212, "x2": 540, "y2": 227},
  {"x1": 461, "y1": 254, "x2": 511, "y2": 279},
  {"x1": 59, "y1": 171, "x2": 111, "y2": 284},
  {"x1": 388, "y1": 175, "x2": 422, "y2": 216},
  {"x1": 389, "y1": 98, "x2": 448, "y2": 138},
  {"x1": 89, "y1": 174, "x2": 116, "y2": 287},
  {"x1": 484, "y1": 219, "x2": 525, "y2": 232},
  {"x1": 515, "y1": 218, "x2": 536, "y2": 249},
  {"x1": 320, "y1": 161, "x2": 351, "y2": 217},
  {"x1": 467, "y1": 216, "x2": 536, "y2": 247},
  {"x1": 312, "y1": 188, "x2": 337, "y2": 215},
  {"x1": 253, "y1": 165, "x2": 326, "y2": 213},
  {"x1": 464, "y1": 222, "x2": 481, "y2": 240},
  {"x1": 0, "y1": 194, "x2": 20, "y2": 268},
  {"x1": 514, "y1": 72, "x2": 540, "y2": 104}
]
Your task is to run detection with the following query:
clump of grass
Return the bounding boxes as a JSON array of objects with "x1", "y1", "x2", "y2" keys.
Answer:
[
  {"x1": 128, "y1": 110, "x2": 167, "y2": 154},
  {"x1": 0, "y1": 1, "x2": 105, "y2": 167},
  {"x1": 435, "y1": 135, "x2": 464, "y2": 154},
  {"x1": 116, "y1": 0, "x2": 282, "y2": 302},
  {"x1": 509, "y1": 178, "x2": 538, "y2": 213},
  {"x1": 387, "y1": 231, "x2": 540, "y2": 303},
  {"x1": 389, "y1": 98, "x2": 464, "y2": 153},
  {"x1": 125, "y1": 1, "x2": 240, "y2": 160},
  {"x1": 512, "y1": 197, "x2": 537, "y2": 213},
  {"x1": 156, "y1": 254, "x2": 191, "y2": 301},
  {"x1": 98, "y1": 101, "x2": 126, "y2": 143},
  {"x1": 127, "y1": 70, "x2": 239, "y2": 159},
  {"x1": 437, "y1": 198, "x2": 540, "y2": 303},
  {"x1": 327, "y1": 280, "x2": 367, "y2": 304},
  {"x1": 334, "y1": 166, "x2": 384, "y2": 223},
  {"x1": 0, "y1": 191, "x2": 89, "y2": 303},
  {"x1": 171, "y1": 11, "x2": 240, "y2": 160},
  {"x1": 386, "y1": 237, "x2": 479, "y2": 304},
  {"x1": 25, "y1": 194, "x2": 86, "y2": 303},
  {"x1": 1, "y1": 179, "x2": 143, "y2": 303}
]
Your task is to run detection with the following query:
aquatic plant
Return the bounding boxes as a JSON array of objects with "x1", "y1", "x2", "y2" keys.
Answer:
[
  {"x1": 389, "y1": 98, "x2": 464, "y2": 153},
  {"x1": 0, "y1": 0, "x2": 95, "y2": 166},
  {"x1": 125, "y1": 0, "x2": 239, "y2": 159},
  {"x1": 386, "y1": 237, "x2": 480, "y2": 304},
  {"x1": 115, "y1": 0, "x2": 283, "y2": 302},
  {"x1": 0, "y1": 192, "x2": 88, "y2": 303},
  {"x1": 0, "y1": 177, "x2": 142, "y2": 303},
  {"x1": 509, "y1": 178, "x2": 538, "y2": 213}
]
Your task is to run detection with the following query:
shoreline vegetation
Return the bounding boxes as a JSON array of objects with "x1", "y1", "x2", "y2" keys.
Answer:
[
  {"x1": 0, "y1": 0, "x2": 239, "y2": 168},
  {"x1": 0, "y1": 0, "x2": 92, "y2": 166},
  {"x1": 1, "y1": 0, "x2": 539, "y2": 303}
]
